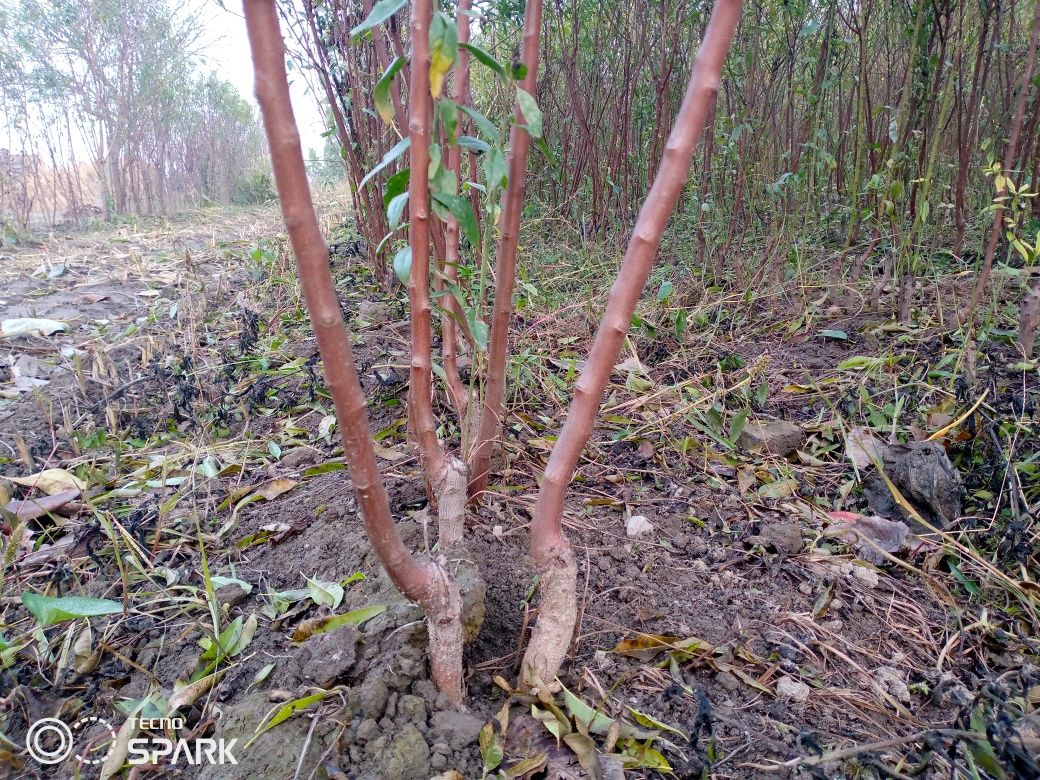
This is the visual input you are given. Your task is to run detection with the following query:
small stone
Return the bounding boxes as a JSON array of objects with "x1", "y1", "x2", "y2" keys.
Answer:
[
  {"x1": 397, "y1": 694, "x2": 427, "y2": 726},
  {"x1": 850, "y1": 565, "x2": 880, "y2": 589},
  {"x1": 281, "y1": 447, "x2": 319, "y2": 469},
  {"x1": 626, "y1": 514, "x2": 654, "y2": 538},
  {"x1": 381, "y1": 724, "x2": 430, "y2": 780},
  {"x1": 13, "y1": 354, "x2": 48, "y2": 379},
  {"x1": 797, "y1": 581, "x2": 813, "y2": 595},
  {"x1": 430, "y1": 742, "x2": 451, "y2": 756},
  {"x1": 737, "y1": 420, "x2": 806, "y2": 456},
  {"x1": 429, "y1": 710, "x2": 484, "y2": 752},
  {"x1": 690, "y1": 559, "x2": 709, "y2": 574},
  {"x1": 358, "y1": 300, "x2": 391, "y2": 325},
  {"x1": 821, "y1": 619, "x2": 844, "y2": 632},
  {"x1": 830, "y1": 598, "x2": 845, "y2": 611},
  {"x1": 873, "y1": 666, "x2": 911, "y2": 703},
  {"x1": 757, "y1": 522, "x2": 803, "y2": 554},
  {"x1": 359, "y1": 676, "x2": 390, "y2": 719},
  {"x1": 430, "y1": 753, "x2": 448, "y2": 771},
  {"x1": 776, "y1": 676, "x2": 811, "y2": 703},
  {"x1": 215, "y1": 583, "x2": 248, "y2": 609}
]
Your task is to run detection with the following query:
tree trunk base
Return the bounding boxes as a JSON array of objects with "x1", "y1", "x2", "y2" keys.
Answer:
[
  {"x1": 423, "y1": 560, "x2": 465, "y2": 708},
  {"x1": 520, "y1": 542, "x2": 578, "y2": 690}
]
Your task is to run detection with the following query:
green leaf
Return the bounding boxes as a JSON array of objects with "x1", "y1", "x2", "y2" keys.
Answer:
[
  {"x1": 657, "y1": 280, "x2": 673, "y2": 301},
  {"x1": 21, "y1": 593, "x2": 122, "y2": 627},
  {"x1": 516, "y1": 88, "x2": 542, "y2": 138},
  {"x1": 246, "y1": 692, "x2": 328, "y2": 748},
  {"x1": 459, "y1": 42, "x2": 507, "y2": 79},
  {"x1": 360, "y1": 137, "x2": 410, "y2": 190},
  {"x1": 819, "y1": 329, "x2": 849, "y2": 340},
  {"x1": 479, "y1": 723, "x2": 503, "y2": 772},
  {"x1": 437, "y1": 98, "x2": 458, "y2": 144},
  {"x1": 432, "y1": 192, "x2": 479, "y2": 246},
  {"x1": 428, "y1": 11, "x2": 457, "y2": 98},
  {"x1": 387, "y1": 192, "x2": 409, "y2": 231},
  {"x1": 200, "y1": 615, "x2": 252, "y2": 663},
  {"x1": 460, "y1": 105, "x2": 499, "y2": 142},
  {"x1": 394, "y1": 247, "x2": 413, "y2": 285},
  {"x1": 374, "y1": 56, "x2": 405, "y2": 124},
  {"x1": 294, "y1": 605, "x2": 387, "y2": 642},
  {"x1": 250, "y1": 663, "x2": 275, "y2": 689},
  {"x1": 457, "y1": 135, "x2": 491, "y2": 153},
  {"x1": 627, "y1": 706, "x2": 686, "y2": 738},
  {"x1": 306, "y1": 577, "x2": 344, "y2": 609},
  {"x1": 468, "y1": 311, "x2": 489, "y2": 351},
  {"x1": 729, "y1": 408, "x2": 748, "y2": 444},
  {"x1": 350, "y1": 0, "x2": 406, "y2": 36},
  {"x1": 482, "y1": 146, "x2": 508, "y2": 192},
  {"x1": 383, "y1": 168, "x2": 410, "y2": 206},
  {"x1": 675, "y1": 308, "x2": 687, "y2": 339}
]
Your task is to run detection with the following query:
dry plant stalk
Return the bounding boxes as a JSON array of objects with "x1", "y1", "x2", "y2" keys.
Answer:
[
  {"x1": 521, "y1": 0, "x2": 744, "y2": 686},
  {"x1": 243, "y1": 0, "x2": 464, "y2": 706}
]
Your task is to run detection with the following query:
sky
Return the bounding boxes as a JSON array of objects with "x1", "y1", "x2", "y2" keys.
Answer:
[{"x1": 200, "y1": 2, "x2": 328, "y2": 154}]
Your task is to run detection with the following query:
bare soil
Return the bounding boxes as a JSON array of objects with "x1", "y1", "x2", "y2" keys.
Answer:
[{"x1": 1, "y1": 209, "x2": 1038, "y2": 780}]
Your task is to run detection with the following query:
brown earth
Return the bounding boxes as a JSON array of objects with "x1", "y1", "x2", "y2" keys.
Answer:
[{"x1": 1, "y1": 209, "x2": 1038, "y2": 780}]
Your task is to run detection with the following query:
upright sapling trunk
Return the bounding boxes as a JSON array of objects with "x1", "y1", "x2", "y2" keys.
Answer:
[
  {"x1": 243, "y1": 0, "x2": 465, "y2": 706},
  {"x1": 521, "y1": 0, "x2": 744, "y2": 687}
]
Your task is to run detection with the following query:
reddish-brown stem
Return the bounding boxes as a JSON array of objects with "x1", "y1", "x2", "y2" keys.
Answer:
[
  {"x1": 407, "y1": 0, "x2": 447, "y2": 485},
  {"x1": 243, "y1": 0, "x2": 462, "y2": 706},
  {"x1": 440, "y1": 0, "x2": 472, "y2": 423},
  {"x1": 964, "y1": 0, "x2": 1040, "y2": 323},
  {"x1": 468, "y1": 0, "x2": 545, "y2": 498},
  {"x1": 520, "y1": 0, "x2": 743, "y2": 686}
]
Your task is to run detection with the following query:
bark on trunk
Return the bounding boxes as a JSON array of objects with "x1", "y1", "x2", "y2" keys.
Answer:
[
  {"x1": 520, "y1": 0, "x2": 743, "y2": 688},
  {"x1": 244, "y1": 0, "x2": 463, "y2": 706}
]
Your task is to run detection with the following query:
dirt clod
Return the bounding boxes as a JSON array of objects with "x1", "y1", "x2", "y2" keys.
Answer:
[
  {"x1": 429, "y1": 709, "x2": 485, "y2": 752},
  {"x1": 358, "y1": 675, "x2": 391, "y2": 719},
  {"x1": 380, "y1": 724, "x2": 431, "y2": 780},
  {"x1": 776, "y1": 676, "x2": 811, "y2": 702},
  {"x1": 738, "y1": 419, "x2": 806, "y2": 455},
  {"x1": 293, "y1": 623, "x2": 360, "y2": 687}
]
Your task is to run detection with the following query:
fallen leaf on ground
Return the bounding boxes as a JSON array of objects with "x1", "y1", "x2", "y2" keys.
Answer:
[
  {"x1": 9, "y1": 468, "x2": 86, "y2": 494},
  {"x1": 1, "y1": 318, "x2": 69, "y2": 338},
  {"x1": 846, "y1": 426, "x2": 886, "y2": 469},
  {"x1": 826, "y1": 511, "x2": 909, "y2": 564},
  {"x1": 612, "y1": 634, "x2": 682, "y2": 661},
  {"x1": 6, "y1": 489, "x2": 81, "y2": 521},
  {"x1": 255, "y1": 478, "x2": 297, "y2": 500}
]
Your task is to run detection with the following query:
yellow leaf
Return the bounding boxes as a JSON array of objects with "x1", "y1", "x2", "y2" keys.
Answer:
[
  {"x1": 9, "y1": 468, "x2": 86, "y2": 495},
  {"x1": 255, "y1": 478, "x2": 297, "y2": 500}
]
